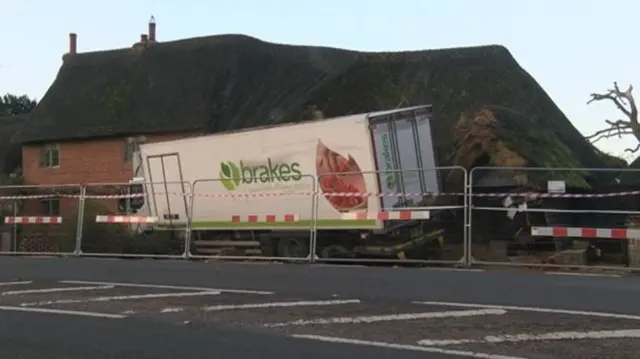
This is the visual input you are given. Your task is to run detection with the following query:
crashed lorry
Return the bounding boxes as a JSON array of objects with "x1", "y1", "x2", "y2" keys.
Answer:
[
  {"x1": 121, "y1": 105, "x2": 467, "y2": 260},
  {"x1": 118, "y1": 104, "x2": 634, "y2": 264}
]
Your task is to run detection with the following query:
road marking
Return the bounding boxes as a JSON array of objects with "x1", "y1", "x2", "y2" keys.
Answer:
[
  {"x1": 0, "y1": 281, "x2": 33, "y2": 286},
  {"x1": 414, "y1": 301, "x2": 640, "y2": 321},
  {"x1": 418, "y1": 329, "x2": 640, "y2": 346},
  {"x1": 292, "y1": 334, "x2": 526, "y2": 359},
  {"x1": 424, "y1": 268, "x2": 485, "y2": 272},
  {"x1": 20, "y1": 291, "x2": 221, "y2": 307},
  {"x1": 205, "y1": 299, "x2": 361, "y2": 311},
  {"x1": 311, "y1": 264, "x2": 368, "y2": 268},
  {"x1": 545, "y1": 272, "x2": 620, "y2": 278},
  {"x1": 2, "y1": 285, "x2": 114, "y2": 296},
  {"x1": 58, "y1": 280, "x2": 273, "y2": 295},
  {"x1": 160, "y1": 307, "x2": 184, "y2": 313},
  {"x1": 0, "y1": 305, "x2": 126, "y2": 319},
  {"x1": 265, "y1": 308, "x2": 506, "y2": 327}
]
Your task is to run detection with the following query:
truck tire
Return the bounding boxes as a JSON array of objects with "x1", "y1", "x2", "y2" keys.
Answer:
[
  {"x1": 320, "y1": 244, "x2": 350, "y2": 258},
  {"x1": 259, "y1": 237, "x2": 277, "y2": 257},
  {"x1": 276, "y1": 238, "x2": 310, "y2": 258}
]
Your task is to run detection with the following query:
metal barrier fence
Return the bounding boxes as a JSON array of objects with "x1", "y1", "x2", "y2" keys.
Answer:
[
  {"x1": 188, "y1": 175, "x2": 317, "y2": 262},
  {"x1": 469, "y1": 166, "x2": 640, "y2": 272},
  {"x1": 313, "y1": 167, "x2": 467, "y2": 265},
  {"x1": 6, "y1": 166, "x2": 640, "y2": 272},
  {"x1": 0, "y1": 184, "x2": 83, "y2": 256},
  {"x1": 79, "y1": 181, "x2": 191, "y2": 259}
]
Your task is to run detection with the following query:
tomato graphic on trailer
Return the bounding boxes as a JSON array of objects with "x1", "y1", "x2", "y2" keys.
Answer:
[{"x1": 316, "y1": 140, "x2": 368, "y2": 212}]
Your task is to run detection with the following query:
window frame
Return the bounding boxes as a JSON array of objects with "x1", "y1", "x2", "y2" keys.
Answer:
[
  {"x1": 39, "y1": 144, "x2": 60, "y2": 168},
  {"x1": 39, "y1": 198, "x2": 61, "y2": 216}
]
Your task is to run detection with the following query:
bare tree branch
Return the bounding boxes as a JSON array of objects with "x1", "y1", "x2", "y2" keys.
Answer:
[
  {"x1": 586, "y1": 82, "x2": 639, "y2": 152},
  {"x1": 626, "y1": 144, "x2": 640, "y2": 153}
]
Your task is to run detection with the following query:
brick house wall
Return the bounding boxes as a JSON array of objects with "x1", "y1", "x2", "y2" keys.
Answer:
[
  {"x1": 19, "y1": 132, "x2": 199, "y2": 224},
  {"x1": 23, "y1": 132, "x2": 196, "y2": 186}
]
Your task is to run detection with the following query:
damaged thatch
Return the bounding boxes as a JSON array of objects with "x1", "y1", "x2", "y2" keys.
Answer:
[
  {"x1": 619, "y1": 157, "x2": 640, "y2": 185},
  {"x1": 22, "y1": 35, "x2": 618, "y2": 187},
  {"x1": 595, "y1": 150, "x2": 627, "y2": 169},
  {"x1": 453, "y1": 108, "x2": 589, "y2": 188}
]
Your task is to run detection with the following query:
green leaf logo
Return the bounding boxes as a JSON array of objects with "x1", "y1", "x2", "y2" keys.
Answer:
[
  {"x1": 386, "y1": 174, "x2": 396, "y2": 190},
  {"x1": 219, "y1": 161, "x2": 241, "y2": 191}
]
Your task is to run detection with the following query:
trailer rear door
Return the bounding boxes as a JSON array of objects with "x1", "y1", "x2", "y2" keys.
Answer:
[
  {"x1": 368, "y1": 105, "x2": 440, "y2": 210},
  {"x1": 144, "y1": 153, "x2": 190, "y2": 226}
]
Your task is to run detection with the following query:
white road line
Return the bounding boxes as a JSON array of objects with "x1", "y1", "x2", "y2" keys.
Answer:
[
  {"x1": 545, "y1": 272, "x2": 620, "y2": 278},
  {"x1": 2, "y1": 285, "x2": 114, "y2": 296},
  {"x1": 204, "y1": 299, "x2": 361, "y2": 311},
  {"x1": 20, "y1": 291, "x2": 221, "y2": 307},
  {"x1": 292, "y1": 334, "x2": 527, "y2": 359},
  {"x1": 0, "y1": 281, "x2": 33, "y2": 286},
  {"x1": 424, "y1": 268, "x2": 485, "y2": 272},
  {"x1": 160, "y1": 307, "x2": 184, "y2": 313},
  {"x1": 413, "y1": 301, "x2": 640, "y2": 321},
  {"x1": 58, "y1": 280, "x2": 273, "y2": 295},
  {"x1": 311, "y1": 264, "x2": 368, "y2": 268},
  {"x1": 418, "y1": 329, "x2": 640, "y2": 346},
  {"x1": 0, "y1": 305, "x2": 126, "y2": 319},
  {"x1": 265, "y1": 308, "x2": 506, "y2": 328}
]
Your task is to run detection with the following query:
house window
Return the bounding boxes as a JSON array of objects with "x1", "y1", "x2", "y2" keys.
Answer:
[
  {"x1": 124, "y1": 137, "x2": 136, "y2": 163},
  {"x1": 39, "y1": 144, "x2": 60, "y2": 168},
  {"x1": 40, "y1": 199, "x2": 60, "y2": 216}
]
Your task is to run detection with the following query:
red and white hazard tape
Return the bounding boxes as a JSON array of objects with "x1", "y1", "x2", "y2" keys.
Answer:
[
  {"x1": 192, "y1": 190, "x2": 640, "y2": 199},
  {"x1": 82, "y1": 192, "x2": 188, "y2": 199},
  {"x1": 1, "y1": 189, "x2": 640, "y2": 201},
  {"x1": 231, "y1": 214, "x2": 299, "y2": 223},
  {"x1": 5, "y1": 216, "x2": 62, "y2": 224},
  {"x1": 95, "y1": 215, "x2": 158, "y2": 224},
  {"x1": 342, "y1": 211, "x2": 430, "y2": 221},
  {"x1": 531, "y1": 226, "x2": 640, "y2": 239},
  {"x1": 475, "y1": 190, "x2": 640, "y2": 199},
  {"x1": 0, "y1": 194, "x2": 63, "y2": 200}
]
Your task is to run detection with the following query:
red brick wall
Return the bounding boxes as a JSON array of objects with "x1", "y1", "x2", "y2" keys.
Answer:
[
  {"x1": 17, "y1": 132, "x2": 200, "y2": 251},
  {"x1": 22, "y1": 132, "x2": 198, "y2": 186}
]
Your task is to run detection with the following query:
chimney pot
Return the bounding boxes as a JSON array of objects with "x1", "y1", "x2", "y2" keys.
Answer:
[
  {"x1": 140, "y1": 34, "x2": 148, "y2": 42},
  {"x1": 148, "y1": 16, "x2": 156, "y2": 42},
  {"x1": 69, "y1": 33, "x2": 77, "y2": 55}
]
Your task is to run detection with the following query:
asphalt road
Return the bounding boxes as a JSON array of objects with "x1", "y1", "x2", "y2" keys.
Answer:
[{"x1": 1, "y1": 257, "x2": 640, "y2": 359}]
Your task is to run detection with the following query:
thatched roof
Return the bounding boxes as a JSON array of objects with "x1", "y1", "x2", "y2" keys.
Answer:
[
  {"x1": 22, "y1": 34, "x2": 616, "y2": 187},
  {"x1": 619, "y1": 157, "x2": 640, "y2": 185},
  {"x1": 22, "y1": 35, "x2": 359, "y2": 143},
  {"x1": 0, "y1": 115, "x2": 29, "y2": 173}
]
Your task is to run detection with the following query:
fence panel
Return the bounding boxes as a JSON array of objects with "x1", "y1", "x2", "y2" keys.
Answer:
[
  {"x1": 188, "y1": 174, "x2": 316, "y2": 262},
  {"x1": 313, "y1": 166, "x2": 467, "y2": 265},
  {"x1": 79, "y1": 181, "x2": 191, "y2": 258},
  {"x1": 469, "y1": 166, "x2": 640, "y2": 273},
  {"x1": 0, "y1": 184, "x2": 82, "y2": 256}
]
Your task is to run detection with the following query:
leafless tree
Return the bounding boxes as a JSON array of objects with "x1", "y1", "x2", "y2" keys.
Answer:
[{"x1": 586, "y1": 82, "x2": 639, "y2": 153}]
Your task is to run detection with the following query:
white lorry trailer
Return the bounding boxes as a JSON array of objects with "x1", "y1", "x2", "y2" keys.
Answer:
[{"x1": 126, "y1": 105, "x2": 459, "y2": 259}]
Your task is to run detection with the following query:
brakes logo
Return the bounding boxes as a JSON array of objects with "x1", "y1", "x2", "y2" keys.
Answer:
[{"x1": 219, "y1": 159, "x2": 302, "y2": 191}]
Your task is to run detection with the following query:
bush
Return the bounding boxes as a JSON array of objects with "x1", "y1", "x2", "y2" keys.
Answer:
[{"x1": 78, "y1": 200, "x2": 185, "y2": 255}]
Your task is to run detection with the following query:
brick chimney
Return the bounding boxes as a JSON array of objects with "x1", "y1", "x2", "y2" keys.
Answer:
[
  {"x1": 148, "y1": 16, "x2": 156, "y2": 42},
  {"x1": 140, "y1": 34, "x2": 148, "y2": 42},
  {"x1": 69, "y1": 33, "x2": 77, "y2": 55}
]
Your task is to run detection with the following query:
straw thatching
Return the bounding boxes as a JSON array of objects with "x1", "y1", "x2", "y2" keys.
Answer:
[
  {"x1": 21, "y1": 35, "x2": 617, "y2": 188},
  {"x1": 453, "y1": 107, "x2": 590, "y2": 188}
]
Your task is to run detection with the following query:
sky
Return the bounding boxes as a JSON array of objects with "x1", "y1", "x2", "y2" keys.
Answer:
[{"x1": 2, "y1": 0, "x2": 638, "y2": 161}]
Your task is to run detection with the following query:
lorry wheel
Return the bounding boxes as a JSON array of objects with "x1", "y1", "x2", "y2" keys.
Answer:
[
  {"x1": 320, "y1": 244, "x2": 350, "y2": 258},
  {"x1": 276, "y1": 238, "x2": 310, "y2": 258}
]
